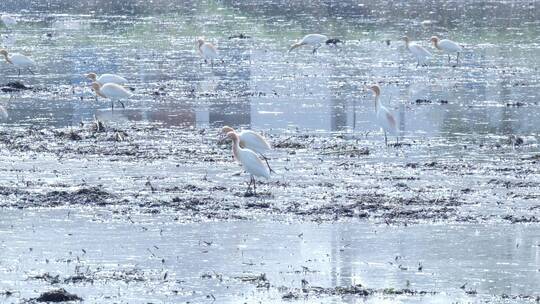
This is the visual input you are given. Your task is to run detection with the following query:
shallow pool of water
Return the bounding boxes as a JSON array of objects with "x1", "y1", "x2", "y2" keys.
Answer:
[
  {"x1": 1, "y1": 0, "x2": 539, "y2": 142},
  {"x1": 0, "y1": 208, "x2": 538, "y2": 303}
]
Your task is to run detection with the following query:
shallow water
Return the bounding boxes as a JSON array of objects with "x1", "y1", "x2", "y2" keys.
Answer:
[
  {"x1": 0, "y1": 208, "x2": 538, "y2": 303},
  {"x1": 0, "y1": 0, "x2": 539, "y2": 141},
  {"x1": 1, "y1": 1, "x2": 540, "y2": 303}
]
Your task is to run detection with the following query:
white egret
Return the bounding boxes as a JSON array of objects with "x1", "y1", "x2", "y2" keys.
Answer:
[
  {"x1": 225, "y1": 131, "x2": 270, "y2": 195},
  {"x1": 366, "y1": 84, "x2": 398, "y2": 146},
  {"x1": 402, "y1": 36, "x2": 432, "y2": 67},
  {"x1": 289, "y1": 34, "x2": 341, "y2": 53},
  {"x1": 91, "y1": 82, "x2": 133, "y2": 110},
  {"x1": 1, "y1": 15, "x2": 17, "y2": 28},
  {"x1": 220, "y1": 126, "x2": 274, "y2": 173},
  {"x1": 197, "y1": 38, "x2": 218, "y2": 65},
  {"x1": 85, "y1": 72, "x2": 128, "y2": 85},
  {"x1": 430, "y1": 36, "x2": 463, "y2": 65},
  {"x1": 0, "y1": 49, "x2": 35, "y2": 75},
  {"x1": 85, "y1": 73, "x2": 128, "y2": 102}
]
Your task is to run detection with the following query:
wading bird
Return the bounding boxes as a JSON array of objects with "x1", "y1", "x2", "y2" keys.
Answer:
[
  {"x1": 0, "y1": 49, "x2": 35, "y2": 75},
  {"x1": 85, "y1": 72, "x2": 128, "y2": 85},
  {"x1": 220, "y1": 126, "x2": 274, "y2": 173},
  {"x1": 91, "y1": 82, "x2": 132, "y2": 110},
  {"x1": 366, "y1": 84, "x2": 398, "y2": 146},
  {"x1": 225, "y1": 131, "x2": 270, "y2": 195},
  {"x1": 1, "y1": 15, "x2": 17, "y2": 28},
  {"x1": 430, "y1": 36, "x2": 463, "y2": 65},
  {"x1": 402, "y1": 36, "x2": 432, "y2": 67},
  {"x1": 197, "y1": 38, "x2": 218, "y2": 65},
  {"x1": 289, "y1": 34, "x2": 341, "y2": 54},
  {"x1": 85, "y1": 73, "x2": 128, "y2": 101}
]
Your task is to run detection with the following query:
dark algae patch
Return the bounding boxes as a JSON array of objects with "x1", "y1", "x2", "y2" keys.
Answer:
[{"x1": 32, "y1": 289, "x2": 82, "y2": 302}]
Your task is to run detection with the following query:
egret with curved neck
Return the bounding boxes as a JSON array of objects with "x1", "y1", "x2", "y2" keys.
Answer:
[
  {"x1": 430, "y1": 36, "x2": 463, "y2": 65},
  {"x1": 197, "y1": 38, "x2": 218, "y2": 66},
  {"x1": 85, "y1": 72, "x2": 128, "y2": 85},
  {"x1": 367, "y1": 84, "x2": 398, "y2": 146},
  {"x1": 289, "y1": 34, "x2": 341, "y2": 54},
  {"x1": 402, "y1": 36, "x2": 432, "y2": 68},
  {"x1": 220, "y1": 126, "x2": 274, "y2": 173},
  {"x1": 226, "y1": 131, "x2": 270, "y2": 195},
  {"x1": 91, "y1": 82, "x2": 132, "y2": 110},
  {"x1": 0, "y1": 49, "x2": 35, "y2": 76}
]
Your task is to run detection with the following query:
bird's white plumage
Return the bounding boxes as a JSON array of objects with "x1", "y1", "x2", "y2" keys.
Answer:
[
  {"x1": 368, "y1": 85, "x2": 398, "y2": 145},
  {"x1": 8, "y1": 53, "x2": 35, "y2": 67},
  {"x1": 437, "y1": 39, "x2": 462, "y2": 53},
  {"x1": 235, "y1": 145, "x2": 270, "y2": 179},
  {"x1": 100, "y1": 83, "x2": 133, "y2": 99},
  {"x1": 290, "y1": 34, "x2": 328, "y2": 52},
  {"x1": 299, "y1": 34, "x2": 328, "y2": 46},
  {"x1": 1, "y1": 15, "x2": 17, "y2": 28},
  {"x1": 237, "y1": 130, "x2": 271, "y2": 155},
  {"x1": 199, "y1": 42, "x2": 218, "y2": 60},
  {"x1": 376, "y1": 103, "x2": 397, "y2": 136},
  {"x1": 408, "y1": 43, "x2": 432, "y2": 61},
  {"x1": 96, "y1": 74, "x2": 128, "y2": 85}
]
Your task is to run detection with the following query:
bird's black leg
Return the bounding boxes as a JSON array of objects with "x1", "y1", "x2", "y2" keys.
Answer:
[
  {"x1": 456, "y1": 52, "x2": 460, "y2": 65},
  {"x1": 384, "y1": 131, "x2": 388, "y2": 147},
  {"x1": 111, "y1": 100, "x2": 114, "y2": 111},
  {"x1": 245, "y1": 176, "x2": 253, "y2": 194},
  {"x1": 27, "y1": 68, "x2": 34, "y2": 75},
  {"x1": 262, "y1": 155, "x2": 275, "y2": 174},
  {"x1": 448, "y1": 54, "x2": 451, "y2": 63},
  {"x1": 252, "y1": 176, "x2": 257, "y2": 195},
  {"x1": 18, "y1": 69, "x2": 21, "y2": 76},
  {"x1": 118, "y1": 101, "x2": 125, "y2": 109}
]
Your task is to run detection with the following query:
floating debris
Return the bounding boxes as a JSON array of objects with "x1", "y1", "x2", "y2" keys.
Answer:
[
  {"x1": 1, "y1": 81, "x2": 32, "y2": 92},
  {"x1": 228, "y1": 33, "x2": 251, "y2": 39}
]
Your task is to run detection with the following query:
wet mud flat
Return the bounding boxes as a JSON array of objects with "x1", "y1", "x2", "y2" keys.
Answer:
[{"x1": 0, "y1": 122, "x2": 539, "y2": 224}]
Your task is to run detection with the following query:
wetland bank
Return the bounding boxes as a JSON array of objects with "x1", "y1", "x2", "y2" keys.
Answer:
[{"x1": 0, "y1": 0, "x2": 539, "y2": 303}]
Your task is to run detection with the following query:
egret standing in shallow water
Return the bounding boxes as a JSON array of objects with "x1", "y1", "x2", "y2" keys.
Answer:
[
  {"x1": 366, "y1": 84, "x2": 398, "y2": 146},
  {"x1": 0, "y1": 49, "x2": 35, "y2": 75},
  {"x1": 289, "y1": 34, "x2": 341, "y2": 54},
  {"x1": 85, "y1": 72, "x2": 128, "y2": 85},
  {"x1": 85, "y1": 73, "x2": 128, "y2": 102},
  {"x1": 402, "y1": 36, "x2": 432, "y2": 67},
  {"x1": 220, "y1": 126, "x2": 274, "y2": 173},
  {"x1": 430, "y1": 36, "x2": 463, "y2": 65},
  {"x1": 91, "y1": 82, "x2": 132, "y2": 110},
  {"x1": 197, "y1": 38, "x2": 218, "y2": 65},
  {"x1": 225, "y1": 131, "x2": 270, "y2": 195}
]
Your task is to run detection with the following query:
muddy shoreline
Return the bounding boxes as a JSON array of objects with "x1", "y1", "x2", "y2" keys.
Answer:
[{"x1": 1, "y1": 122, "x2": 538, "y2": 224}]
